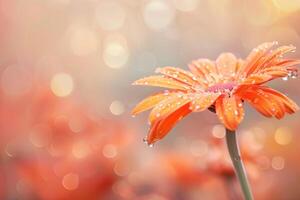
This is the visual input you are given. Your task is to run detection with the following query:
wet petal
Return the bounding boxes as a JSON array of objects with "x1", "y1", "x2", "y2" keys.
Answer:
[
  {"x1": 259, "y1": 45, "x2": 296, "y2": 71},
  {"x1": 216, "y1": 53, "x2": 238, "y2": 79},
  {"x1": 156, "y1": 66, "x2": 198, "y2": 86},
  {"x1": 260, "y1": 66, "x2": 291, "y2": 78},
  {"x1": 234, "y1": 59, "x2": 245, "y2": 77},
  {"x1": 275, "y1": 59, "x2": 300, "y2": 68},
  {"x1": 242, "y1": 42, "x2": 277, "y2": 76},
  {"x1": 146, "y1": 103, "x2": 191, "y2": 144},
  {"x1": 238, "y1": 85, "x2": 299, "y2": 118},
  {"x1": 260, "y1": 87, "x2": 299, "y2": 114},
  {"x1": 149, "y1": 93, "x2": 191, "y2": 124},
  {"x1": 133, "y1": 75, "x2": 190, "y2": 90},
  {"x1": 215, "y1": 95, "x2": 244, "y2": 130},
  {"x1": 188, "y1": 59, "x2": 219, "y2": 85},
  {"x1": 240, "y1": 74, "x2": 273, "y2": 85},
  {"x1": 190, "y1": 92, "x2": 221, "y2": 112},
  {"x1": 132, "y1": 92, "x2": 175, "y2": 115}
]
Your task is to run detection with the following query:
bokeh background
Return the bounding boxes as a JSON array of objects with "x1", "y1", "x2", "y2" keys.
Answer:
[{"x1": 0, "y1": 0, "x2": 300, "y2": 199}]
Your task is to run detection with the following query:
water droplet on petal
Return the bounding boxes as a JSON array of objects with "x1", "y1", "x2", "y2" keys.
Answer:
[
  {"x1": 155, "y1": 68, "x2": 162, "y2": 73},
  {"x1": 143, "y1": 137, "x2": 148, "y2": 144},
  {"x1": 253, "y1": 98, "x2": 259, "y2": 104},
  {"x1": 290, "y1": 70, "x2": 298, "y2": 79},
  {"x1": 234, "y1": 110, "x2": 239, "y2": 115},
  {"x1": 148, "y1": 143, "x2": 154, "y2": 148},
  {"x1": 282, "y1": 76, "x2": 288, "y2": 81}
]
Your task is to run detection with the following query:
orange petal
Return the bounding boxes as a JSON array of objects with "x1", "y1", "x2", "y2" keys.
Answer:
[
  {"x1": 275, "y1": 59, "x2": 300, "y2": 68},
  {"x1": 189, "y1": 92, "x2": 221, "y2": 112},
  {"x1": 146, "y1": 103, "x2": 191, "y2": 144},
  {"x1": 240, "y1": 74, "x2": 273, "y2": 85},
  {"x1": 259, "y1": 45, "x2": 296, "y2": 71},
  {"x1": 188, "y1": 59, "x2": 219, "y2": 85},
  {"x1": 149, "y1": 93, "x2": 191, "y2": 124},
  {"x1": 242, "y1": 42, "x2": 277, "y2": 76},
  {"x1": 215, "y1": 95, "x2": 244, "y2": 130},
  {"x1": 156, "y1": 66, "x2": 198, "y2": 86},
  {"x1": 260, "y1": 87, "x2": 299, "y2": 114},
  {"x1": 132, "y1": 92, "x2": 175, "y2": 116},
  {"x1": 260, "y1": 66, "x2": 290, "y2": 78},
  {"x1": 237, "y1": 86, "x2": 275, "y2": 117},
  {"x1": 239, "y1": 85, "x2": 298, "y2": 118},
  {"x1": 133, "y1": 75, "x2": 190, "y2": 90},
  {"x1": 235, "y1": 59, "x2": 245, "y2": 76},
  {"x1": 216, "y1": 53, "x2": 237, "y2": 79}
]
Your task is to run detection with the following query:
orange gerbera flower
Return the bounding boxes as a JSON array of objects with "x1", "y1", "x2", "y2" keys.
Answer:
[{"x1": 132, "y1": 42, "x2": 299, "y2": 145}]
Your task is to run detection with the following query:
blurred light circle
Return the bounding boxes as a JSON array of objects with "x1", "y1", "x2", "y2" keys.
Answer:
[
  {"x1": 72, "y1": 141, "x2": 91, "y2": 159},
  {"x1": 5, "y1": 143, "x2": 17, "y2": 157},
  {"x1": 114, "y1": 161, "x2": 130, "y2": 176},
  {"x1": 241, "y1": 129, "x2": 265, "y2": 151},
  {"x1": 274, "y1": 127, "x2": 293, "y2": 145},
  {"x1": 68, "y1": 116, "x2": 86, "y2": 133},
  {"x1": 244, "y1": 0, "x2": 276, "y2": 26},
  {"x1": 1, "y1": 65, "x2": 32, "y2": 96},
  {"x1": 271, "y1": 156, "x2": 285, "y2": 170},
  {"x1": 95, "y1": 1, "x2": 126, "y2": 30},
  {"x1": 272, "y1": 0, "x2": 300, "y2": 13},
  {"x1": 103, "y1": 144, "x2": 118, "y2": 158},
  {"x1": 212, "y1": 124, "x2": 225, "y2": 138},
  {"x1": 50, "y1": 73, "x2": 74, "y2": 97},
  {"x1": 109, "y1": 100, "x2": 125, "y2": 115},
  {"x1": 173, "y1": 0, "x2": 199, "y2": 12},
  {"x1": 70, "y1": 27, "x2": 99, "y2": 56},
  {"x1": 29, "y1": 124, "x2": 52, "y2": 148},
  {"x1": 143, "y1": 0, "x2": 175, "y2": 31},
  {"x1": 103, "y1": 41, "x2": 129, "y2": 69},
  {"x1": 62, "y1": 173, "x2": 79, "y2": 190},
  {"x1": 112, "y1": 180, "x2": 130, "y2": 197},
  {"x1": 47, "y1": 143, "x2": 64, "y2": 157}
]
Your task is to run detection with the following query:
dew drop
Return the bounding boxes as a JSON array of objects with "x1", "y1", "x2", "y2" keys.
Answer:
[
  {"x1": 143, "y1": 137, "x2": 148, "y2": 144},
  {"x1": 155, "y1": 68, "x2": 162, "y2": 73},
  {"x1": 163, "y1": 90, "x2": 169, "y2": 95},
  {"x1": 289, "y1": 71, "x2": 298, "y2": 79},
  {"x1": 253, "y1": 98, "x2": 259, "y2": 104},
  {"x1": 148, "y1": 143, "x2": 154, "y2": 148}
]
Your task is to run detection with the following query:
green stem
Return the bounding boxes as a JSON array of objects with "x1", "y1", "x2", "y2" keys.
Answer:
[{"x1": 225, "y1": 128, "x2": 254, "y2": 200}]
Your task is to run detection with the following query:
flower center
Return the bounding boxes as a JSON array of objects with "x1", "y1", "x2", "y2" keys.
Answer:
[{"x1": 206, "y1": 82, "x2": 236, "y2": 93}]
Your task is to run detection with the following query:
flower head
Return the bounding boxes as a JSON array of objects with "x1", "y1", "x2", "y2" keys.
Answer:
[{"x1": 132, "y1": 42, "x2": 299, "y2": 145}]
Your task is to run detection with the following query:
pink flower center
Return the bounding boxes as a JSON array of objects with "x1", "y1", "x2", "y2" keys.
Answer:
[{"x1": 206, "y1": 82, "x2": 237, "y2": 93}]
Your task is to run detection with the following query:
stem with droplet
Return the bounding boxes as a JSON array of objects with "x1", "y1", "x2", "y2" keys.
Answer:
[{"x1": 225, "y1": 128, "x2": 253, "y2": 200}]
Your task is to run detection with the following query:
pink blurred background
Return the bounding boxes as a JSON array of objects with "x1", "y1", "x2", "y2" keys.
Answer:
[{"x1": 0, "y1": 0, "x2": 300, "y2": 199}]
